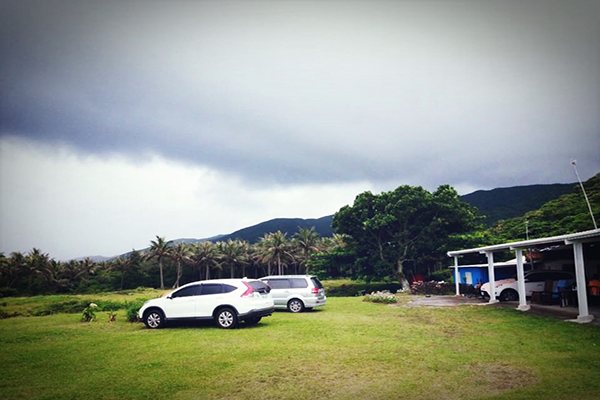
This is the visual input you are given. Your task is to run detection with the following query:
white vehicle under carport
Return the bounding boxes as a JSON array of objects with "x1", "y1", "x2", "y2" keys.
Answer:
[{"x1": 480, "y1": 270, "x2": 575, "y2": 302}]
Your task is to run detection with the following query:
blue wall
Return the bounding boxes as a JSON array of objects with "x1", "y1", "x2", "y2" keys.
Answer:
[{"x1": 455, "y1": 266, "x2": 516, "y2": 285}]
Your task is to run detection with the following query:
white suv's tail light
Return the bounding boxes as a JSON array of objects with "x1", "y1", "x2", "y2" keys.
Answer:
[
  {"x1": 241, "y1": 282, "x2": 254, "y2": 297},
  {"x1": 311, "y1": 287, "x2": 319, "y2": 294}
]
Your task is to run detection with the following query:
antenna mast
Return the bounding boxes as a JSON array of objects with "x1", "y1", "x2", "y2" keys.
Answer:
[{"x1": 571, "y1": 160, "x2": 597, "y2": 229}]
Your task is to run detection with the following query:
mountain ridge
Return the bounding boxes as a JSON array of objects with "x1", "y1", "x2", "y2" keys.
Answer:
[{"x1": 74, "y1": 181, "x2": 580, "y2": 260}]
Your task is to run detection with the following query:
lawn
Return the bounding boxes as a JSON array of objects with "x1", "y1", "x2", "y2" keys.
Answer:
[{"x1": 1, "y1": 295, "x2": 599, "y2": 399}]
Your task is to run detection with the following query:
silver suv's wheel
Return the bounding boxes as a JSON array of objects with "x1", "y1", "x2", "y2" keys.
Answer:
[
  {"x1": 144, "y1": 310, "x2": 164, "y2": 329},
  {"x1": 215, "y1": 308, "x2": 238, "y2": 329},
  {"x1": 288, "y1": 299, "x2": 305, "y2": 313}
]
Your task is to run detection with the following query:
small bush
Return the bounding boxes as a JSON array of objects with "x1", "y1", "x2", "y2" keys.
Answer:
[
  {"x1": 0, "y1": 308, "x2": 23, "y2": 319},
  {"x1": 30, "y1": 299, "x2": 128, "y2": 316},
  {"x1": 363, "y1": 291, "x2": 398, "y2": 304},
  {"x1": 410, "y1": 281, "x2": 456, "y2": 295},
  {"x1": 0, "y1": 287, "x2": 19, "y2": 298},
  {"x1": 125, "y1": 299, "x2": 147, "y2": 322},
  {"x1": 81, "y1": 303, "x2": 98, "y2": 322},
  {"x1": 324, "y1": 281, "x2": 403, "y2": 297}
]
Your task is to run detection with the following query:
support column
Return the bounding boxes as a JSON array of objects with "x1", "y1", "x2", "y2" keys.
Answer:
[
  {"x1": 484, "y1": 251, "x2": 499, "y2": 304},
  {"x1": 454, "y1": 256, "x2": 460, "y2": 296},
  {"x1": 513, "y1": 248, "x2": 530, "y2": 311},
  {"x1": 572, "y1": 241, "x2": 593, "y2": 323}
]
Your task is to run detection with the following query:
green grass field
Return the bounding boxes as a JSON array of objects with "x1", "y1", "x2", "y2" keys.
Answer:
[{"x1": 1, "y1": 295, "x2": 599, "y2": 399}]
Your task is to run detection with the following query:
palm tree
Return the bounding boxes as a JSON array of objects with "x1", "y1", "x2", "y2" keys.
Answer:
[
  {"x1": 109, "y1": 257, "x2": 131, "y2": 290},
  {"x1": 36, "y1": 259, "x2": 70, "y2": 293},
  {"x1": 147, "y1": 236, "x2": 173, "y2": 289},
  {"x1": 170, "y1": 243, "x2": 192, "y2": 288},
  {"x1": 190, "y1": 242, "x2": 220, "y2": 280},
  {"x1": 26, "y1": 248, "x2": 50, "y2": 292},
  {"x1": 293, "y1": 227, "x2": 321, "y2": 274},
  {"x1": 257, "y1": 231, "x2": 295, "y2": 275},
  {"x1": 217, "y1": 240, "x2": 249, "y2": 278},
  {"x1": 2, "y1": 251, "x2": 26, "y2": 288}
]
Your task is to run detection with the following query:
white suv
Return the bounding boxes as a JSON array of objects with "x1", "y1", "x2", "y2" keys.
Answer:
[
  {"x1": 260, "y1": 275, "x2": 326, "y2": 313},
  {"x1": 138, "y1": 279, "x2": 274, "y2": 329}
]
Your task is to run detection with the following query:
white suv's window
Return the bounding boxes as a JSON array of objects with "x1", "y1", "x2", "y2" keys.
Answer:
[
  {"x1": 222, "y1": 284, "x2": 237, "y2": 293},
  {"x1": 172, "y1": 285, "x2": 201, "y2": 298},
  {"x1": 201, "y1": 284, "x2": 223, "y2": 295}
]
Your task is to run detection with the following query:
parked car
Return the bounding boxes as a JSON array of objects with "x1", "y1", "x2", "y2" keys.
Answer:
[
  {"x1": 480, "y1": 270, "x2": 575, "y2": 301},
  {"x1": 260, "y1": 275, "x2": 326, "y2": 312},
  {"x1": 138, "y1": 279, "x2": 274, "y2": 329}
]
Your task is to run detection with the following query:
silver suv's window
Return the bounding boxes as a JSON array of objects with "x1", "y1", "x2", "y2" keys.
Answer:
[
  {"x1": 311, "y1": 277, "x2": 324, "y2": 289},
  {"x1": 172, "y1": 284, "x2": 201, "y2": 298},
  {"x1": 289, "y1": 278, "x2": 308, "y2": 288},
  {"x1": 267, "y1": 279, "x2": 290, "y2": 289}
]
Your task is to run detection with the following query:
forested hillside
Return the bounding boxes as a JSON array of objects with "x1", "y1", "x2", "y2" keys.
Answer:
[
  {"x1": 215, "y1": 216, "x2": 333, "y2": 243},
  {"x1": 460, "y1": 183, "x2": 575, "y2": 226},
  {"x1": 490, "y1": 173, "x2": 599, "y2": 241}
]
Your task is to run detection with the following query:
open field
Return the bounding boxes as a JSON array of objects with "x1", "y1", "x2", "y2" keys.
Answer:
[{"x1": 1, "y1": 295, "x2": 600, "y2": 400}]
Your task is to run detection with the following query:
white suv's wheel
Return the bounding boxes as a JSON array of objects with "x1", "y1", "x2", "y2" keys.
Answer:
[
  {"x1": 144, "y1": 310, "x2": 164, "y2": 329},
  {"x1": 288, "y1": 299, "x2": 305, "y2": 313},
  {"x1": 215, "y1": 308, "x2": 238, "y2": 329}
]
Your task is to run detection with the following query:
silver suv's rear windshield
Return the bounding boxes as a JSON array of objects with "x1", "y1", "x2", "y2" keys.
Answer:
[
  {"x1": 311, "y1": 277, "x2": 324, "y2": 289},
  {"x1": 248, "y1": 281, "x2": 271, "y2": 293}
]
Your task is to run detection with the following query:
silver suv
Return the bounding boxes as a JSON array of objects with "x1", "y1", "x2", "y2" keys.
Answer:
[{"x1": 260, "y1": 275, "x2": 326, "y2": 313}]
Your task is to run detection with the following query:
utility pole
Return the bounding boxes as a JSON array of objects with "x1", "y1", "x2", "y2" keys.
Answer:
[{"x1": 571, "y1": 160, "x2": 598, "y2": 229}]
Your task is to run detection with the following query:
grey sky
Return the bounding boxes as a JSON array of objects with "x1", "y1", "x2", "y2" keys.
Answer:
[{"x1": 1, "y1": 0, "x2": 599, "y2": 259}]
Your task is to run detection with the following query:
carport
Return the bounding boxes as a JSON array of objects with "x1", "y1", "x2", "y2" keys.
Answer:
[{"x1": 448, "y1": 229, "x2": 600, "y2": 323}]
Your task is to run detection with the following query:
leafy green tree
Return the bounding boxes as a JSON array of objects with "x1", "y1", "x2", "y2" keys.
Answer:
[
  {"x1": 333, "y1": 185, "x2": 479, "y2": 287},
  {"x1": 147, "y1": 236, "x2": 173, "y2": 289}
]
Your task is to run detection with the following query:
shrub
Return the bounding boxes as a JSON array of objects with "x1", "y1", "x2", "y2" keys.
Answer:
[
  {"x1": 30, "y1": 299, "x2": 128, "y2": 316},
  {"x1": 125, "y1": 299, "x2": 147, "y2": 322},
  {"x1": 410, "y1": 281, "x2": 457, "y2": 295},
  {"x1": 324, "y1": 281, "x2": 403, "y2": 297},
  {"x1": 0, "y1": 308, "x2": 23, "y2": 319},
  {"x1": 0, "y1": 287, "x2": 19, "y2": 298},
  {"x1": 81, "y1": 303, "x2": 98, "y2": 322},
  {"x1": 31, "y1": 300, "x2": 91, "y2": 316},
  {"x1": 363, "y1": 291, "x2": 398, "y2": 304}
]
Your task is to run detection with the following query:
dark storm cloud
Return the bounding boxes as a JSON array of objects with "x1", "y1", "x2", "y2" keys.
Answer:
[{"x1": 1, "y1": 0, "x2": 599, "y2": 187}]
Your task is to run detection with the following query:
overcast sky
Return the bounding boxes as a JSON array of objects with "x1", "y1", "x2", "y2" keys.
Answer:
[{"x1": 1, "y1": 0, "x2": 599, "y2": 260}]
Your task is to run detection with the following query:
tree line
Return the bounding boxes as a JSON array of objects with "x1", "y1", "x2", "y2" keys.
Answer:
[
  {"x1": 0, "y1": 228, "x2": 348, "y2": 296},
  {"x1": 5, "y1": 175, "x2": 595, "y2": 297}
]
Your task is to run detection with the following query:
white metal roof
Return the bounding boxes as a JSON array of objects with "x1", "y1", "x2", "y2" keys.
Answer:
[
  {"x1": 447, "y1": 228, "x2": 600, "y2": 257},
  {"x1": 447, "y1": 257, "x2": 530, "y2": 269}
]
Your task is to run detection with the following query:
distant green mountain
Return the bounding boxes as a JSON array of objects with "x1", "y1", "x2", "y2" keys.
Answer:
[
  {"x1": 214, "y1": 216, "x2": 334, "y2": 243},
  {"x1": 460, "y1": 183, "x2": 576, "y2": 226},
  {"x1": 79, "y1": 179, "x2": 595, "y2": 261}
]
